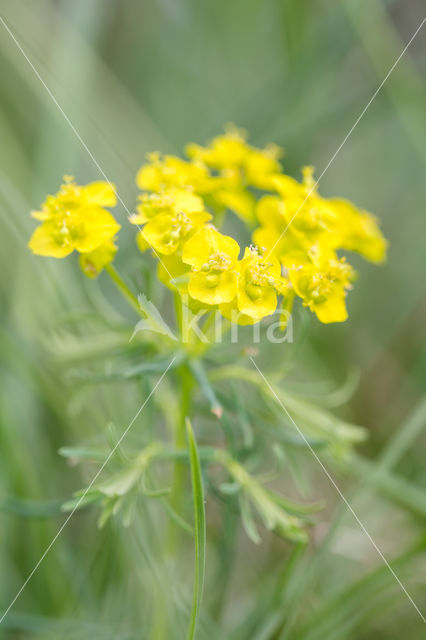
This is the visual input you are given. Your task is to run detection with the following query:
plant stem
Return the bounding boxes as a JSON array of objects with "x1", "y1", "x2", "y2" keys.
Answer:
[
  {"x1": 174, "y1": 290, "x2": 183, "y2": 336},
  {"x1": 150, "y1": 364, "x2": 193, "y2": 640},
  {"x1": 166, "y1": 364, "x2": 193, "y2": 553},
  {"x1": 105, "y1": 263, "x2": 141, "y2": 315}
]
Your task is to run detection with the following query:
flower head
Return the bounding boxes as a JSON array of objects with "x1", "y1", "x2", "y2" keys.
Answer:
[
  {"x1": 141, "y1": 210, "x2": 211, "y2": 256},
  {"x1": 136, "y1": 153, "x2": 213, "y2": 194},
  {"x1": 28, "y1": 177, "x2": 120, "y2": 264},
  {"x1": 131, "y1": 188, "x2": 205, "y2": 225},
  {"x1": 130, "y1": 188, "x2": 211, "y2": 256},
  {"x1": 182, "y1": 226, "x2": 240, "y2": 305},
  {"x1": 79, "y1": 240, "x2": 118, "y2": 278},
  {"x1": 30, "y1": 128, "x2": 387, "y2": 326},
  {"x1": 134, "y1": 133, "x2": 386, "y2": 325},
  {"x1": 288, "y1": 247, "x2": 355, "y2": 323},
  {"x1": 327, "y1": 198, "x2": 387, "y2": 263},
  {"x1": 186, "y1": 125, "x2": 283, "y2": 190},
  {"x1": 236, "y1": 246, "x2": 284, "y2": 320}
]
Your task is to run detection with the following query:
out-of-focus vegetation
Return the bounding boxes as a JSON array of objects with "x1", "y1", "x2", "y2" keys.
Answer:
[{"x1": 1, "y1": 1, "x2": 426, "y2": 638}]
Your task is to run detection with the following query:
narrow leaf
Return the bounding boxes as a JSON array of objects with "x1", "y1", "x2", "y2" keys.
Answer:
[
  {"x1": 239, "y1": 493, "x2": 261, "y2": 545},
  {"x1": 133, "y1": 293, "x2": 178, "y2": 341},
  {"x1": 190, "y1": 359, "x2": 223, "y2": 419}
]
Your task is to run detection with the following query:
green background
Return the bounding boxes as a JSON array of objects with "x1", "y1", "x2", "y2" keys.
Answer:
[{"x1": 1, "y1": 1, "x2": 426, "y2": 638}]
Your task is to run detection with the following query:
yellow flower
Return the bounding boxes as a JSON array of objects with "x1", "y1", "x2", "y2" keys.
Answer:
[
  {"x1": 141, "y1": 210, "x2": 211, "y2": 256},
  {"x1": 244, "y1": 144, "x2": 283, "y2": 190},
  {"x1": 186, "y1": 126, "x2": 249, "y2": 168},
  {"x1": 253, "y1": 178, "x2": 336, "y2": 270},
  {"x1": 288, "y1": 247, "x2": 355, "y2": 323},
  {"x1": 137, "y1": 128, "x2": 283, "y2": 227},
  {"x1": 182, "y1": 226, "x2": 240, "y2": 305},
  {"x1": 130, "y1": 188, "x2": 211, "y2": 256},
  {"x1": 219, "y1": 300, "x2": 258, "y2": 326},
  {"x1": 271, "y1": 169, "x2": 336, "y2": 242},
  {"x1": 219, "y1": 251, "x2": 292, "y2": 325},
  {"x1": 272, "y1": 166, "x2": 315, "y2": 202},
  {"x1": 131, "y1": 188, "x2": 205, "y2": 225},
  {"x1": 327, "y1": 198, "x2": 387, "y2": 263},
  {"x1": 254, "y1": 167, "x2": 387, "y2": 311},
  {"x1": 28, "y1": 177, "x2": 120, "y2": 258},
  {"x1": 252, "y1": 212, "x2": 308, "y2": 270},
  {"x1": 186, "y1": 125, "x2": 283, "y2": 190},
  {"x1": 236, "y1": 246, "x2": 283, "y2": 320},
  {"x1": 136, "y1": 153, "x2": 213, "y2": 194},
  {"x1": 271, "y1": 168, "x2": 387, "y2": 262},
  {"x1": 185, "y1": 126, "x2": 283, "y2": 223},
  {"x1": 256, "y1": 194, "x2": 286, "y2": 227},
  {"x1": 29, "y1": 129, "x2": 387, "y2": 327},
  {"x1": 156, "y1": 252, "x2": 191, "y2": 295},
  {"x1": 136, "y1": 147, "x2": 254, "y2": 224},
  {"x1": 133, "y1": 137, "x2": 386, "y2": 325},
  {"x1": 213, "y1": 188, "x2": 256, "y2": 225},
  {"x1": 79, "y1": 240, "x2": 117, "y2": 278}
]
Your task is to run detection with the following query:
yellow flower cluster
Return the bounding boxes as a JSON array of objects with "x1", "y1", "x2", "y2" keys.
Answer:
[
  {"x1": 136, "y1": 125, "x2": 282, "y2": 225},
  {"x1": 28, "y1": 176, "x2": 120, "y2": 278},
  {"x1": 28, "y1": 127, "x2": 387, "y2": 324},
  {"x1": 132, "y1": 127, "x2": 386, "y2": 324}
]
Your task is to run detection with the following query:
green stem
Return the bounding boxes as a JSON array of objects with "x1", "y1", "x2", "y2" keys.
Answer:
[
  {"x1": 105, "y1": 263, "x2": 141, "y2": 315},
  {"x1": 150, "y1": 364, "x2": 193, "y2": 640},
  {"x1": 174, "y1": 290, "x2": 184, "y2": 337},
  {"x1": 166, "y1": 365, "x2": 193, "y2": 552}
]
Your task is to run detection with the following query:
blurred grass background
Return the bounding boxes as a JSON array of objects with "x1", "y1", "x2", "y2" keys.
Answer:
[{"x1": 1, "y1": 0, "x2": 426, "y2": 638}]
